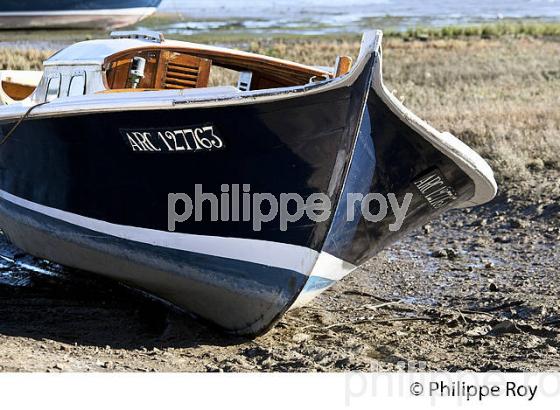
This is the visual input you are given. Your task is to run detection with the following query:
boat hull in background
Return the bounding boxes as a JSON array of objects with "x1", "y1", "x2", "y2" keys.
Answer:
[{"x1": 0, "y1": 0, "x2": 162, "y2": 29}]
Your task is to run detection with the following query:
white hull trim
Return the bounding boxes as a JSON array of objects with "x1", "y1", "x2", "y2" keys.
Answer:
[
  {"x1": 0, "y1": 8, "x2": 157, "y2": 17},
  {"x1": 308, "y1": 252, "x2": 357, "y2": 282},
  {"x1": 0, "y1": 188, "x2": 322, "y2": 276},
  {"x1": 290, "y1": 253, "x2": 357, "y2": 309},
  {"x1": 290, "y1": 287, "x2": 328, "y2": 309}
]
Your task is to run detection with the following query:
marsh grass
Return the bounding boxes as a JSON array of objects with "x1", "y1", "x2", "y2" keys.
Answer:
[
  {"x1": 1, "y1": 34, "x2": 558, "y2": 186},
  {"x1": 0, "y1": 48, "x2": 52, "y2": 70},
  {"x1": 379, "y1": 37, "x2": 560, "y2": 184},
  {"x1": 399, "y1": 21, "x2": 560, "y2": 40}
]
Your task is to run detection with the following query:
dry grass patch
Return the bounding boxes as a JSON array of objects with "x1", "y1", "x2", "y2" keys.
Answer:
[
  {"x1": 379, "y1": 37, "x2": 560, "y2": 183},
  {"x1": 0, "y1": 48, "x2": 53, "y2": 70}
]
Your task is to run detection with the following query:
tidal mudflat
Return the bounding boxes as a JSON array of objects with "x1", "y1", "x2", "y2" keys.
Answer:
[{"x1": 0, "y1": 32, "x2": 559, "y2": 371}]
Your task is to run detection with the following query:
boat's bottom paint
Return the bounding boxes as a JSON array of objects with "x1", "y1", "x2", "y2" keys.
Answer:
[
  {"x1": 0, "y1": 8, "x2": 156, "y2": 29},
  {"x1": 0, "y1": 197, "x2": 311, "y2": 335}
]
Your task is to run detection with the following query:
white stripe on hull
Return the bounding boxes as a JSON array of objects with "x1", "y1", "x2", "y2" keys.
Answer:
[
  {"x1": 0, "y1": 188, "x2": 320, "y2": 276},
  {"x1": 290, "y1": 253, "x2": 357, "y2": 309},
  {"x1": 290, "y1": 287, "x2": 327, "y2": 309},
  {"x1": 308, "y1": 252, "x2": 356, "y2": 281}
]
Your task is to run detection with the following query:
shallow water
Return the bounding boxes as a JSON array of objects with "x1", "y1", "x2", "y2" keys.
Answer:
[
  {"x1": 157, "y1": 0, "x2": 560, "y2": 35},
  {"x1": 0, "y1": 237, "x2": 64, "y2": 287}
]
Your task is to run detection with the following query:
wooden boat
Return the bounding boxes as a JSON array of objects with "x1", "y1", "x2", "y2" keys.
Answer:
[
  {"x1": 0, "y1": 30, "x2": 497, "y2": 335},
  {"x1": 0, "y1": 70, "x2": 42, "y2": 105},
  {"x1": 0, "y1": 0, "x2": 161, "y2": 29}
]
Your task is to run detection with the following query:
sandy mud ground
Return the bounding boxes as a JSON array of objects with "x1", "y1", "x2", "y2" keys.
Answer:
[{"x1": 0, "y1": 34, "x2": 559, "y2": 372}]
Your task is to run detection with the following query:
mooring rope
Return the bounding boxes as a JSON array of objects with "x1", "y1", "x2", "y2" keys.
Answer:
[{"x1": 0, "y1": 101, "x2": 50, "y2": 146}]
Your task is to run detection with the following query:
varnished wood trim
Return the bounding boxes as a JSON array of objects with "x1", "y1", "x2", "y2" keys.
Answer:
[
  {"x1": 335, "y1": 56, "x2": 353, "y2": 77},
  {"x1": 1, "y1": 80, "x2": 36, "y2": 100}
]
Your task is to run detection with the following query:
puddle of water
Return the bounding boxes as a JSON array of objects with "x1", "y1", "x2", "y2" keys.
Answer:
[
  {"x1": 0, "y1": 270, "x2": 32, "y2": 287},
  {"x1": 382, "y1": 242, "x2": 513, "y2": 306},
  {"x1": 399, "y1": 295, "x2": 438, "y2": 306},
  {"x1": 0, "y1": 234, "x2": 67, "y2": 289},
  {"x1": 0, "y1": 254, "x2": 63, "y2": 278}
]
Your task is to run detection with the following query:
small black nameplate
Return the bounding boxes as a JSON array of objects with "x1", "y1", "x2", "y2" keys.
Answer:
[{"x1": 413, "y1": 168, "x2": 458, "y2": 210}]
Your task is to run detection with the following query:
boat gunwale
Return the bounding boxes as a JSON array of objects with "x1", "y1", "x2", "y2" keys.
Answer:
[{"x1": 0, "y1": 31, "x2": 382, "y2": 122}]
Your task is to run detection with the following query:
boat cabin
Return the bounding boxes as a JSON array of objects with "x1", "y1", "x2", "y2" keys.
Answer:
[{"x1": 1, "y1": 31, "x2": 353, "y2": 105}]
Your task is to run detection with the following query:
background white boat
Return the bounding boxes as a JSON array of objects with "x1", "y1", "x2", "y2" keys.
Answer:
[{"x1": 0, "y1": 0, "x2": 162, "y2": 29}]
